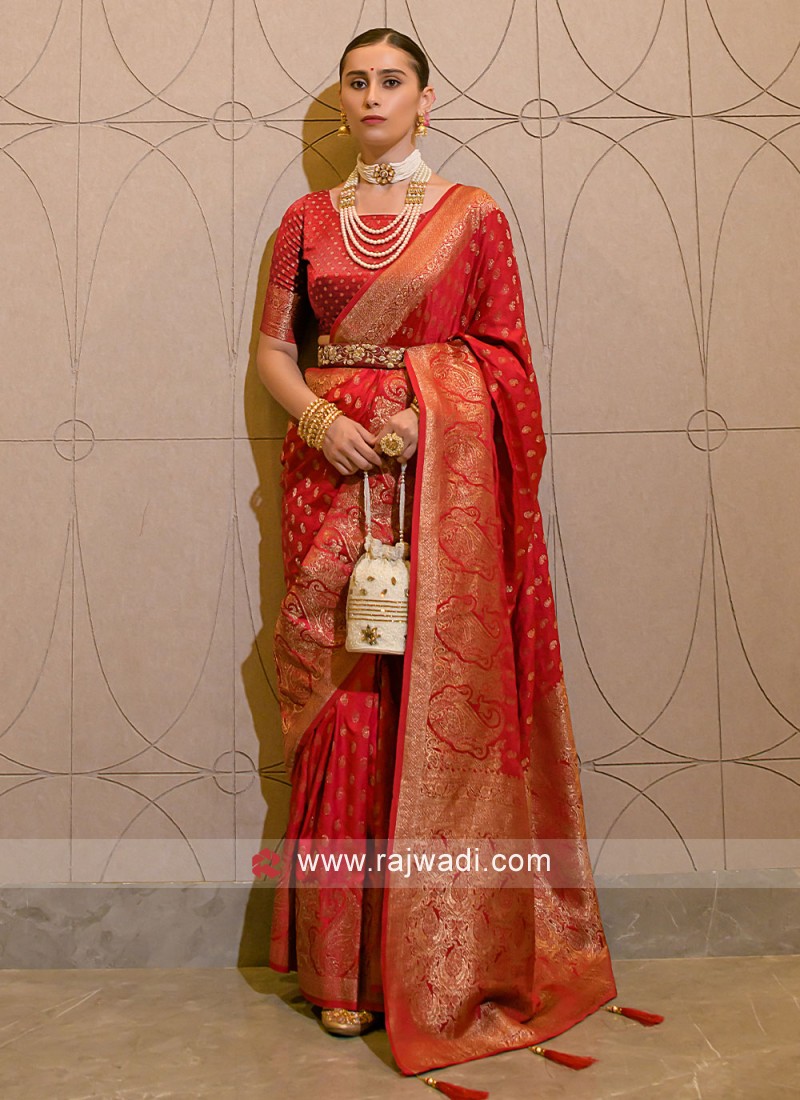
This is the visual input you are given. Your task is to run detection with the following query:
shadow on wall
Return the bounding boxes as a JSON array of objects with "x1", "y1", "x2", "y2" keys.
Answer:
[{"x1": 237, "y1": 83, "x2": 352, "y2": 967}]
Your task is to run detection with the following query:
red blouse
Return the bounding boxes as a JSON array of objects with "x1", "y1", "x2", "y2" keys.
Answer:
[{"x1": 259, "y1": 186, "x2": 463, "y2": 343}]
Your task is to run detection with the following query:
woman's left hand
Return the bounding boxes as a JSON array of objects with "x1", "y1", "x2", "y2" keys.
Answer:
[{"x1": 374, "y1": 407, "x2": 419, "y2": 463}]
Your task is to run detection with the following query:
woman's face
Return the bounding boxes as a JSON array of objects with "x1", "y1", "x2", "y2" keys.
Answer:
[{"x1": 339, "y1": 42, "x2": 433, "y2": 153}]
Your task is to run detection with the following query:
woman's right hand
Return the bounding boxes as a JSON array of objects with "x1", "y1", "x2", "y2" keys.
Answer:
[{"x1": 322, "y1": 415, "x2": 382, "y2": 476}]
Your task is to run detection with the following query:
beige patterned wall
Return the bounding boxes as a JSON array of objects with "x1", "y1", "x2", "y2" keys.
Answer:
[{"x1": 2, "y1": 1, "x2": 799, "y2": 890}]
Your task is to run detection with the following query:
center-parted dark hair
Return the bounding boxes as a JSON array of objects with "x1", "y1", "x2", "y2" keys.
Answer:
[{"x1": 338, "y1": 27, "x2": 430, "y2": 89}]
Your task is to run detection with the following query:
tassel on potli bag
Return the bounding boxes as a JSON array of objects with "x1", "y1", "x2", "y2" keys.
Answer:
[{"x1": 345, "y1": 465, "x2": 410, "y2": 655}]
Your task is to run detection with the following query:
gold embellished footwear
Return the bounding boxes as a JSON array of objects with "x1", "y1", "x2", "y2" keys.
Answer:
[{"x1": 320, "y1": 1007, "x2": 376, "y2": 1036}]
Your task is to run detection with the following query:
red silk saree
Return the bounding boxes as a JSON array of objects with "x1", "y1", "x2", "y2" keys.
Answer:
[{"x1": 260, "y1": 184, "x2": 617, "y2": 1075}]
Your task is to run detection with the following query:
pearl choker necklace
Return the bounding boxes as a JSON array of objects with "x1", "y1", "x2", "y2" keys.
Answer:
[
  {"x1": 338, "y1": 155, "x2": 432, "y2": 269},
  {"x1": 356, "y1": 149, "x2": 423, "y2": 186}
]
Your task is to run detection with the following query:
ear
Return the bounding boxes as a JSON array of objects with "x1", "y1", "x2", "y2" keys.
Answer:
[{"x1": 419, "y1": 85, "x2": 436, "y2": 117}]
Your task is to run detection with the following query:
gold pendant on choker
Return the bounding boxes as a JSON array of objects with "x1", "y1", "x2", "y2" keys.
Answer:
[{"x1": 373, "y1": 162, "x2": 395, "y2": 185}]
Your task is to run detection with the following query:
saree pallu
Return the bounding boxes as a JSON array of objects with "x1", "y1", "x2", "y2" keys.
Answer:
[{"x1": 269, "y1": 185, "x2": 617, "y2": 1075}]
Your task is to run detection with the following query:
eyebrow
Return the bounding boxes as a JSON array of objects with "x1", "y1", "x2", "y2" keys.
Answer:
[{"x1": 344, "y1": 68, "x2": 407, "y2": 77}]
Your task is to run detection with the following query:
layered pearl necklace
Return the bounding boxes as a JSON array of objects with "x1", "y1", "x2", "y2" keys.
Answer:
[{"x1": 338, "y1": 148, "x2": 432, "y2": 269}]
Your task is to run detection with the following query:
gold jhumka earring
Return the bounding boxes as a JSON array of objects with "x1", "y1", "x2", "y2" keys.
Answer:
[
  {"x1": 337, "y1": 110, "x2": 350, "y2": 136},
  {"x1": 414, "y1": 113, "x2": 428, "y2": 136}
]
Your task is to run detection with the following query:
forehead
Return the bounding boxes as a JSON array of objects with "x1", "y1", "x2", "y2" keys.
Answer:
[{"x1": 343, "y1": 41, "x2": 413, "y2": 73}]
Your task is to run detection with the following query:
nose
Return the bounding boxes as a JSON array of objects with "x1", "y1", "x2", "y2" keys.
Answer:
[{"x1": 363, "y1": 80, "x2": 381, "y2": 108}]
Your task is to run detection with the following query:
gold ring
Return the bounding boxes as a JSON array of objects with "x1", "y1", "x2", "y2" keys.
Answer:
[{"x1": 378, "y1": 432, "x2": 405, "y2": 457}]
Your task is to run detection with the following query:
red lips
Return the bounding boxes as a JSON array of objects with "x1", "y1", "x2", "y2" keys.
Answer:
[{"x1": 362, "y1": 115, "x2": 386, "y2": 122}]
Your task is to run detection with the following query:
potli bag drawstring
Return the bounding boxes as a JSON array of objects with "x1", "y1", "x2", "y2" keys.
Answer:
[
  {"x1": 345, "y1": 464, "x2": 410, "y2": 655},
  {"x1": 365, "y1": 459, "x2": 405, "y2": 541}
]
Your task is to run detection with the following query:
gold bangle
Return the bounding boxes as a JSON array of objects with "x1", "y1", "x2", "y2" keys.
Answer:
[
  {"x1": 298, "y1": 397, "x2": 327, "y2": 443},
  {"x1": 409, "y1": 395, "x2": 420, "y2": 416},
  {"x1": 310, "y1": 406, "x2": 342, "y2": 449},
  {"x1": 298, "y1": 397, "x2": 342, "y2": 449},
  {"x1": 303, "y1": 403, "x2": 327, "y2": 442}
]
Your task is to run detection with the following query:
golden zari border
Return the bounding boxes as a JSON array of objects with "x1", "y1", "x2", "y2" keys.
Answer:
[
  {"x1": 335, "y1": 186, "x2": 497, "y2": 347},
  {"x1": 379, "y1": 342, "x2": 616, "y2": 1074},
  {"x1": 261, "y1": 283, "x2": 301, "y2": 342},
  {"x1": 272, "y1": 466, "x2": 366, "y2": 776}
]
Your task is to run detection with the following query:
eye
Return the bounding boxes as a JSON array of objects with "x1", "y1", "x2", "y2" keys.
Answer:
[
  {"x1": 350, "y1": 79, "x2": 366, "y2": 89},
  {"x1": 385, "y1": 78, "x2": 401, "y2": 87}
]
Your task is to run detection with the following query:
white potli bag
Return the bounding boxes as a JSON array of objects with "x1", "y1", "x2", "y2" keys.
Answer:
[{"x1": 345, "y1": 464, "x2": 410, "y2": 654}]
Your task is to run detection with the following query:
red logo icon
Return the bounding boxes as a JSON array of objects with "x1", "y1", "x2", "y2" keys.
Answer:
[{"x1": 252, "y1": 846, "x2": 283, "y2": 879}]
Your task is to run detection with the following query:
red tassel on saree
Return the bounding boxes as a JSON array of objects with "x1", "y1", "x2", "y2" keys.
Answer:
[{"x1": 261, "y1": 184, "x2": 617, "y2": 1075}]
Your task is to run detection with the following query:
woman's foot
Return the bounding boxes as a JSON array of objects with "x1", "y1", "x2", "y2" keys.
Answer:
[{"x1": 320, "y1": 1007, "x2": 377, "y2": 1036}]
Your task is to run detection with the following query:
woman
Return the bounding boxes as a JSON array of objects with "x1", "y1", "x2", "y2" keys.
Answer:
[{"x1": 256, "y1": 27, "x2": 625, "y2": 1080}]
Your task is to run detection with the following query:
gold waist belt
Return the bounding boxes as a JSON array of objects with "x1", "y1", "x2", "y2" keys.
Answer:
[{"x1": 317, "y1": 342, "x2": 407, "y2": 369}]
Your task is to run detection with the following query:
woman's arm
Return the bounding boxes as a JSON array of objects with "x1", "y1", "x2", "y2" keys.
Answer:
[
  {"x1": 256, "y1": 331, "x2": 318, "y2": 420},
  {"x1": 256, "y1": 331, "x2": 383, "y2": 475}
]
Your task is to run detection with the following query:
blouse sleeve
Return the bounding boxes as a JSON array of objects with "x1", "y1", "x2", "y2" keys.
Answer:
[{"x1": 259, "y1": 196, "x2": 306, "y2": 344}]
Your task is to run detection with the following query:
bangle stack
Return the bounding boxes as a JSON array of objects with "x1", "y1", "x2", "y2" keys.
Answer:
[
  {"x1": 409, "y1": 395, "x2": 420, "y2": 416},
  {"x1": 298, "y1": 397, "x2": 343, "y2": 449}
]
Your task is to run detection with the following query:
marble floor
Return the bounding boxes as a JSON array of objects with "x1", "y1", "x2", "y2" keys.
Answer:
[{"x1": 0, "y1": 955, "x2": 798, "y2": 1099}]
